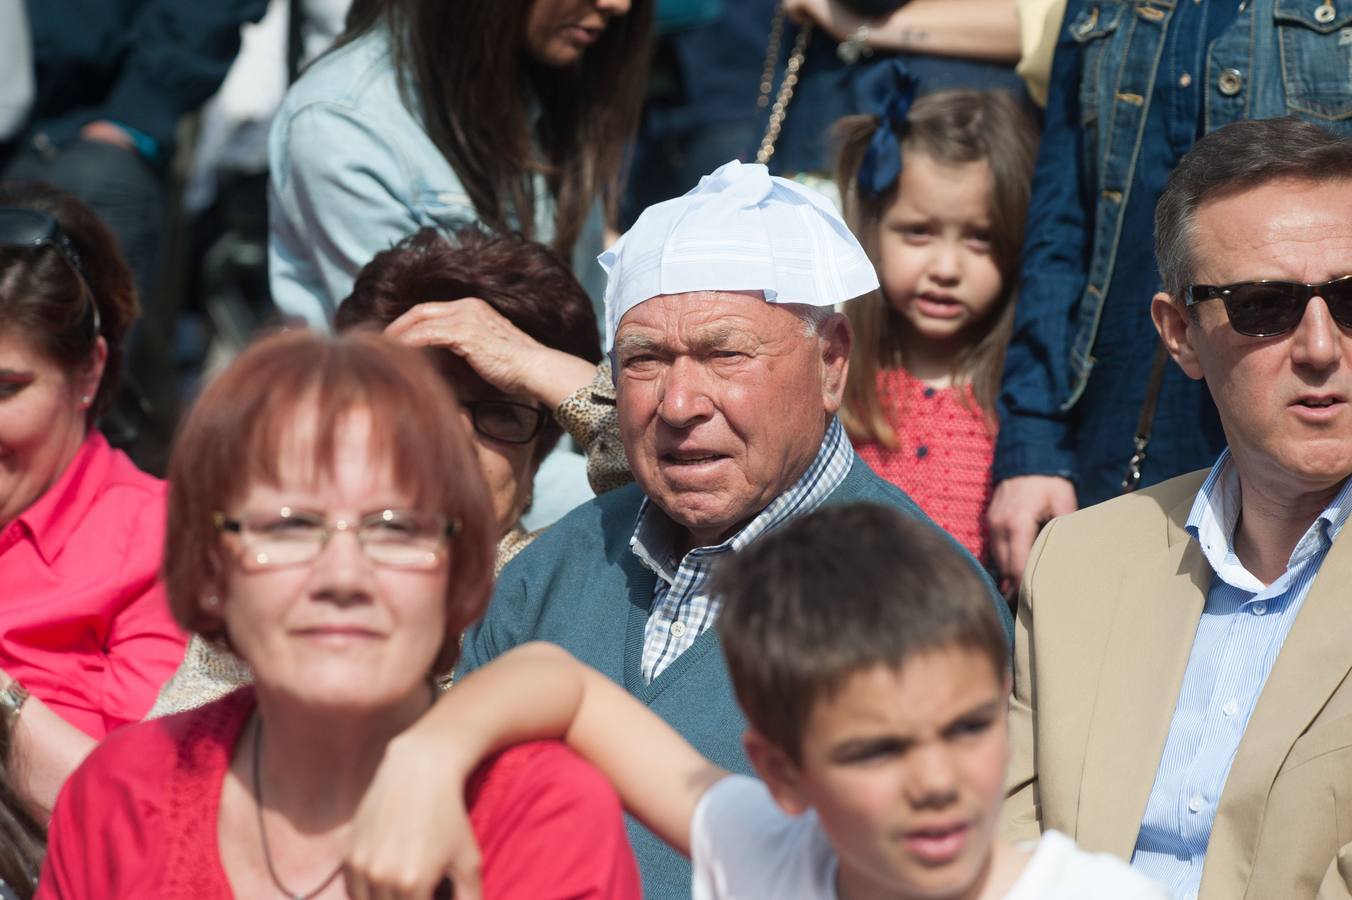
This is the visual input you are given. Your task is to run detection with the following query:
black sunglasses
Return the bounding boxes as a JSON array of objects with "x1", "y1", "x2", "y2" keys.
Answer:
[
  {"x1": 0, "y1": 207, "x2": 101, "y2": 334},
  {"x1": 1186, "y1": 275, "x2": 1352, "y2": 337},
  {"x1": 463, "y1": 399, "x2": 548, "y2": 444}
]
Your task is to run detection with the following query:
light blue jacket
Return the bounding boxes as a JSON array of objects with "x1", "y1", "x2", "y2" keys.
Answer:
[{"x1": 267, "y1": 28, "x2": 554, "y2": 328}]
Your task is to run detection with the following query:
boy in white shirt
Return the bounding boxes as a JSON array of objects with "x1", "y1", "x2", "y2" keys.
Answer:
[{"x1": 346, "y1": 503, "x2": 1167, "y2": 900}]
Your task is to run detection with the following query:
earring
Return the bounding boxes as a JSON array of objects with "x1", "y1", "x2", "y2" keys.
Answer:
[
  {"x1": 80, "y1": 395, "x2": 92, "y2": 408},
  {"x1": 203, "y1": 595, "x2": 221, "y2": 610}
]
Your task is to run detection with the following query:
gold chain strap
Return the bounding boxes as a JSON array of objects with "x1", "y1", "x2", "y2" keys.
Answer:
[{"x1": 755, "y1": 8, "x2": 812, "y2": 166}]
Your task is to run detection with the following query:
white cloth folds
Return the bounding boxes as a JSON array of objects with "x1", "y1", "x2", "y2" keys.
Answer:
[{"x1": 598, "y1": 160, "x2": 879, "y2": 349}]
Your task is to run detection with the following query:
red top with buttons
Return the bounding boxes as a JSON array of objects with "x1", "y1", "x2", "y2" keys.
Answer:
[
  {"x1": 0, "y1": 432, "x2": 185, "y2": 737},
  {"x1": 852, "y1": 368, "x2": 996, "y2": 562},
  {"x1": 38, "y1": 688, "x2": 643, "y2": 899}
]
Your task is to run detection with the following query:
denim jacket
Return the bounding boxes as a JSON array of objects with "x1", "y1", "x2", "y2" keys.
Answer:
[
  {"x1": 268, "y1": 28, "x2": 554, "y2": 329},
  {"x1": 996, "y1": 0, "x2": 1352, "y2": 503}
]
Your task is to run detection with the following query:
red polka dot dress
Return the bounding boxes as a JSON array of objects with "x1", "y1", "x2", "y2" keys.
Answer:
[{"x1": 852, "y1": 368, "x2": 996, "y2": 562}]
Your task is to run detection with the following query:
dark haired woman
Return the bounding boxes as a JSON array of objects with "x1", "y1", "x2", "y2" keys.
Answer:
[
  {"x1": 268, "y1": 0, "x2": 652, "y2": 327},
  {"x1": 0, "y1": 182, "x2": 186, "y2": 814},
  {"x1": 149, "y1": 225, "x2": 627, "y2": 716}
]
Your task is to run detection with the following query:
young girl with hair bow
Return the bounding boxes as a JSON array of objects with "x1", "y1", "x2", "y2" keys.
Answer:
[{"x1": 837, "y1": 61, "x2": 1038, "y2": 563}]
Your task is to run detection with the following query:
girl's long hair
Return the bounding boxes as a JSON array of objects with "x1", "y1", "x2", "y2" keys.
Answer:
[
  {"x1": 339, "y1": 0, "x2": 652, "y2": 256},
  {"x1": 0, "y1": 721, "x2": 45, "y2": 899},
  {"x1": 836, "y1": 89, "x2": 1038, "y2": 447}
]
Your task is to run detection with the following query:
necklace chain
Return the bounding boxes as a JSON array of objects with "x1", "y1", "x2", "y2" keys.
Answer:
[
  {"x1": 252, "y1": 718, "x2": 345, "y2": 900},
  {"x1": 756, "y1": 7, "x2": 812, "y2": 166}
]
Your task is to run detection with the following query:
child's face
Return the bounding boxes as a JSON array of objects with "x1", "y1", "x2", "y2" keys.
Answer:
[
  {"x1": 876, "y1": 152, "x2": 1005, "y2": 347},
  {"x1": 753, "y1": 647, "x2": 1010, "y2": 900}
]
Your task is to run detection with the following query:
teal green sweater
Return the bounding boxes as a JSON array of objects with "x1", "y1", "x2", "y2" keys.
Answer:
[{"x1": 460, "y1": 454, "x2": 1011, "y2": 898}]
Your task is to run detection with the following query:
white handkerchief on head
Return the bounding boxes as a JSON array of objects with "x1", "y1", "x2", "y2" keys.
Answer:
[{"x1": 598, "y1": 160, "x2": 880, "y2": 349}]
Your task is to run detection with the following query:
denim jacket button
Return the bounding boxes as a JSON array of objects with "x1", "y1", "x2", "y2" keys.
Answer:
[
  {"x1": 1316, "y1": 1, "x2": 1336, "y2": 24},
  {"x1": 1218, "y1": 69, "x2": 1244, "y2": 97}
]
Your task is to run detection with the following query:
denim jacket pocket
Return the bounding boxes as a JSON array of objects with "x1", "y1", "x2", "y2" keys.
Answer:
[
  {"x1": 1275, "y1": 0, "x2": 1352, "y2": 120},
  {"x1": 1071, "y1": 2, "x2": 1129, "y2": 128}
]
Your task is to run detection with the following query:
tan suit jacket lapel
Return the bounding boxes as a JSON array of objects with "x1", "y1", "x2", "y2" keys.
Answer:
[
  {"x1": 1075, "y1": 492, "x2": 1212, "y2": 858},
  {"x1": 1201, "y1": 526, "x2": 1352, "y2": 899}
]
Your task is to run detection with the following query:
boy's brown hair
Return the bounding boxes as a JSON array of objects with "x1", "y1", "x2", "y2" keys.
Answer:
[{"x1": 715, "y1": 503, "x2": 1009, "y2": 762}]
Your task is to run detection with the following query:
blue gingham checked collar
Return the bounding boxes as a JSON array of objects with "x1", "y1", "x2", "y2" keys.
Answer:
[{"x1": 630, "y1": 417, "x2": 854, "y2": 680}]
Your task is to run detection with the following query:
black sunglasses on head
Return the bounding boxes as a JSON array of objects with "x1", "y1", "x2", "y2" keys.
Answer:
[
  {"x1": 0, "y1": 207, "x2": 101, "y2": 333},
  {"x1": 1187, "y1": 275, "x2": 1352, "y2": 337}
]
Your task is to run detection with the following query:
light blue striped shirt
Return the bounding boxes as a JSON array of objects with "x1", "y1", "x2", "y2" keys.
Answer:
[
  {"x1": 632, "y1": 416, "x2": 853, "y2": 682},
  {"x1": 1130, "y1": 450, "x2": 1352, "y2": 899}
]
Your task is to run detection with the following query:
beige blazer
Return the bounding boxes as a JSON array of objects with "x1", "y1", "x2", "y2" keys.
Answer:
[{"x1": 1003, "y1": 470, "x2": 1352, "y2": 900}]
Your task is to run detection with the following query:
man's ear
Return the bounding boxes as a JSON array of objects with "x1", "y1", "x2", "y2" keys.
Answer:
[
  {"x1": 1151, "y1": 291, "x2": 1204, "y2": 381},
  {"x1": 818, "y1": 312, "x2": 851, "y2": 414},
  {"x1": 743, "y1": 728, "x2": 812, "y2": 816}
]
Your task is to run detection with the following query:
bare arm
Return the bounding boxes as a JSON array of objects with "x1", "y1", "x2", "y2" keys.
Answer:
[
  {"x1": 3, "y1": 673, "x2": 96, "y2": 819},
  {"x1": 786, "y1": 0, "x2": 1022, "y2": 63},
  {"x1": 385, "y1": 299, "x2": 598, "y2": 410},
  {"x1": 345, "y1": 642, "x2": 725, "y2": 899}
]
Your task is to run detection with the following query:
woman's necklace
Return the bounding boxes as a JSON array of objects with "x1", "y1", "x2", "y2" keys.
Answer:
[
  {"x1": 755, "y1": 7, "x2": 813, "y2": 165},
  {"x1": 252, "y1": 718, "x2": 345, "y2": 900}
]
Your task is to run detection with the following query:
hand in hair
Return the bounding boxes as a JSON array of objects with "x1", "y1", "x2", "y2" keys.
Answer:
[
  {"x1": 385, "y1": 298, "x2": 599, "y2": 410},
  {"x1": 987, "y1": 474, "x2": 1078, "y2": 595}
]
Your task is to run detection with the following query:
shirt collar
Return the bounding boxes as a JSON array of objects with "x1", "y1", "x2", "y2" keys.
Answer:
[
  {"x1": 1185, "y1": 448, "x2": 1352, "y2": 589},
  {"x1": 6, "y1": 432, "x2": 112, "y2": 567},
  {"x1": 630, "y1": 417, "x2": 853, "y2": 579}
]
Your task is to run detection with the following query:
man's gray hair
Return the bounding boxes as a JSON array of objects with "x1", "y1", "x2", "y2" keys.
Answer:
[
  {"x1": 1155, "y1": 117, "x2": 1352, "y2": 303},
  {"x1": 789, "y1": 302, "x2": 838, "y2": 337}
]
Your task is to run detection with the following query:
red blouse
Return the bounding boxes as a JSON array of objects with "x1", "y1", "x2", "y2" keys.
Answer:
[
  {"x1": 37, "y1": 689, "x2": 642, "y2": 899},
  {"x1": 852, "y1": 368, "x2": 996, "y2": 561},
  {"x1": 0, "y1": 432, "x2": 185, "y2": 737}
]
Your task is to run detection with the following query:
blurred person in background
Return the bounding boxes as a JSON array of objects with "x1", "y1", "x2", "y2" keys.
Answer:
[
  {"x1": 36, "y1": 330, "x2": 641, "y2": 900},
  {"x1": 149, "y1": 225, "x2": 628, "y2": 717},
  {"x1": 624, "y1": 0, "x2": 1023, "y2": 223},
  {"x1": 0, "y1": 183, "x2": 187, "y2": 816},
  {"x1": 268, "y1": 0, "x2": 653, "y2": 329},
  {"x1": 0, "y1": 0, "x2": 270, "y2": 471}
]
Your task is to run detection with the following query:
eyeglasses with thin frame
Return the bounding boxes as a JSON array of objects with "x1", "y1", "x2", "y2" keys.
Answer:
[
  {"x1": 463, "y1": 399, "x2": 548, "y2": 444},
  {"x1": 1186, "y1": 274, "x2": 1352, "y2": 337},
  {"x1": 213, "y1": 507, "x2": 460, "y2": 571},
  {"x1": 0, "y1": 208, "x2": 101, "y2": 335}
]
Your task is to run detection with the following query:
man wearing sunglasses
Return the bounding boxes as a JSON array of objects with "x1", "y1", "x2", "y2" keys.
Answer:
[{"x1": 1003, "y1": 117, "x2": 1352, "y2": 900}]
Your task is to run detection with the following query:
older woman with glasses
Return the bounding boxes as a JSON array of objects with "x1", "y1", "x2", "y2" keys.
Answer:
[
  {"x1": 36, "y1": 330, "x2": 641, "y2": 900},
  {"x1": 150, "y1": 226, "x2": 622, "y2": 716},
  {"x1": 0, "y1": 182, "x2": 185, "y2": 819}
]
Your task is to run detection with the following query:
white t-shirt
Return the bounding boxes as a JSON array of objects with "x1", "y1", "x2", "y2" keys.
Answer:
[{"x1": 691, "y1": 776, "x2": 1168, "y2": 900}]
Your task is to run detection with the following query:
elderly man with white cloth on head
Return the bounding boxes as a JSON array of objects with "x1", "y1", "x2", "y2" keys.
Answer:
[{"x1": 456, "y1": 160, "x2": 1012, "y2": 898}]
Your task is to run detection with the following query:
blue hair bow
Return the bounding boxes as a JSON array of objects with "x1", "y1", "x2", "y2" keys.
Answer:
[{"x1": 855, "y1": 59, "x2": 916, "y2": 199}]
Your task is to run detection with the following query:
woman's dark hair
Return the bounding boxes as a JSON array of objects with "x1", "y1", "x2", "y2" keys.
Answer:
[
  {"x1": 0, "y1": 721, "x2": 44, "y2": 899},
  {"x1": 338, "y1": 0, "x2": 653, "y2": 256},
  {"x1": 0, "y1": 182, "x2": 138, "y2": 420},
  {"x1": 337, "y1": 225, "x2": 602, "y2": 462}
]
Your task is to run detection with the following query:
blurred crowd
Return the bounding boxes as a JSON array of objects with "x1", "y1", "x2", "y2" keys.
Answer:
[{"x1": 5, "y1": 1, "x2": 1352, "y2": 899}]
